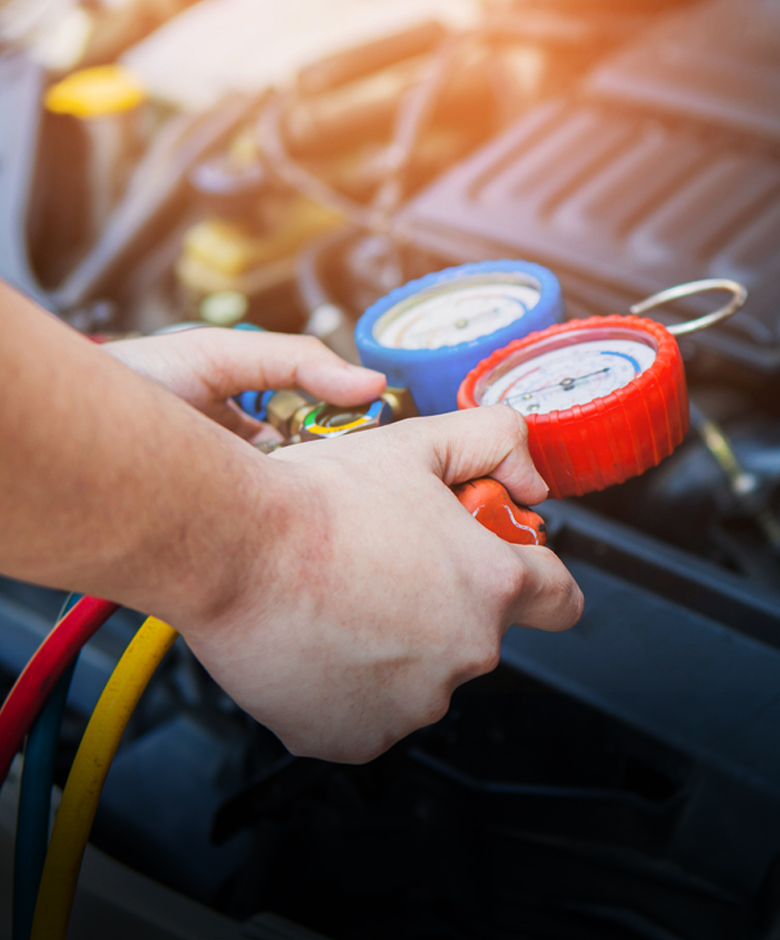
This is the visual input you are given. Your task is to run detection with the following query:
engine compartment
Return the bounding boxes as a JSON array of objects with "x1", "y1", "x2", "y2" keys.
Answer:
[{"x1": 1, "y1": 1, "x2": 780, "y2": 937}]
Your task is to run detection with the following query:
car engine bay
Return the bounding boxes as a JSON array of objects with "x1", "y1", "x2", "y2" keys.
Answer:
[{"x1": 1, "y1": 1, "x2": 780, "y2": 937}]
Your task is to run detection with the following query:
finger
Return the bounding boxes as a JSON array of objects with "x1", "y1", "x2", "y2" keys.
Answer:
[
  {"x1": 247, "y1": 423, "x2": 285, "y2": 445},
  {"x1": 398, "y1": 405, "x2": 549, "y2": 507},
  {"x1": 197, "y1": 399, "x2": 283, "y2": 442},
  {"x1": 503, "y1": 545, "x2": 584, "y2": 633},
  {"x1": 200, "y1": 399, "x2": 262, "y2": 438},
  {"x1": 196, "y1": 330, "x2": 387, "y2": 405}
]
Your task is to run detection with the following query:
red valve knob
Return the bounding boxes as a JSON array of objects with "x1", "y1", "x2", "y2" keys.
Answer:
[{"x1": 453, "y1": 477, "x2": 547, "y2": 546}]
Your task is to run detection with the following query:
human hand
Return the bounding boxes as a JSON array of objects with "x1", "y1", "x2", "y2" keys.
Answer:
[
  {"x1": 1, "y1": 282, "x2": 578, "y2": 768},
  {"x1": 94, "y1": 319, "x2": 582, "y2": 764},
  {"x1": 105, "y1": 328, "x2": 386, "y2": 442},
  {"x1": 178, "y1": 404, "x2": 583, "y2": 764}
]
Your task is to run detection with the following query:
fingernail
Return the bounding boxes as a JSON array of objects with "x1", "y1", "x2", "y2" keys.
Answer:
[{"x1": 535, "y1": 469, "x2": 550, "y2": 494}]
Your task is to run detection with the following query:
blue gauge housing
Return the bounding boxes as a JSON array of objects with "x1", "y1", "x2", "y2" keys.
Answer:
[{"x1": 354, "y1": 260, "x2": 565, "y2": 415}]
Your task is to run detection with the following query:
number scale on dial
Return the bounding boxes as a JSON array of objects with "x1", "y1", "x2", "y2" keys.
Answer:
[
  {"x1": 374, "y1": 282, "x2": 541, "y2": 351},
  {"x1": 479, "y1": 338, "x2": 657, "y2": 415},
  {"x1": 458, "y1": 315, "x2": 690, "y2": 498}
]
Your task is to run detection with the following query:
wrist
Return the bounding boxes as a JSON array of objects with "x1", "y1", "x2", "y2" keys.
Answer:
[{"x1": 148, "y1": 439, "x2": 295, "y2": 637}]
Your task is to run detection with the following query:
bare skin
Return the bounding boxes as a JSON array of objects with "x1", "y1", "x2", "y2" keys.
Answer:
[{"x1": 0, "y1": 281, "x2": 583, "y2": 762}]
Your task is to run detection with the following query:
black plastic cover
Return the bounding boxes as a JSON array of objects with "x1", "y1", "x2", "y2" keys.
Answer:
[
  {"x1": 400, "y1": 0, "x2": 780, "y2": 372},
  {"x1": 401, "y1": 98, "x2": 780, "y2": 367},
  {"x1": 587, "y1": 0, "x2": 780, "y2": 141}
]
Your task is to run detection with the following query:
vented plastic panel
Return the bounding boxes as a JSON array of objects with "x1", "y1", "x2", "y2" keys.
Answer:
[
  {"x1": 401, "y1": 98, "x2": 780, "y2": 367},
  {"x1": 587, "y1": 0, "x2": 780, "y2": 141}
]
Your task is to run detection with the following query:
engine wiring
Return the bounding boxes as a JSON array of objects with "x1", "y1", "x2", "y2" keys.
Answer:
[
  {"x1": 258, "y1": 88, "x2": 381, "y2": 232},
  {"x1": 370, "y1": 33, "x2": 467, "y2": 219},
  {"x1": 257, "y1": 29, "x2": 495, "y2": 239}
]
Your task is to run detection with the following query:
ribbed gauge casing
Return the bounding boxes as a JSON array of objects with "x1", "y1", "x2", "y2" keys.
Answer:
[
  {"x1": 355, "y1": 260, "x2": 564, "y2": 416},
  {"x1": 458, "y1": 315, "x2": 689, "y2": 499}
]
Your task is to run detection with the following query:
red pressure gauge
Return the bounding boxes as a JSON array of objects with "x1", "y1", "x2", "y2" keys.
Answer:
[{"x1": 457, "y1": 280, "x2": 747, "y2": 499}]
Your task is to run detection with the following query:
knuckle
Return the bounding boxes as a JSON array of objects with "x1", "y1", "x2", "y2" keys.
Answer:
[
  {"x1": 286, "y1": 730, "x2": 396, "y2": 765},
  {"x1": 499, "y1": 556, "x2": 528, "y2": 606},
  {"x1": 484, "y1": 638, "x2": 503, "y2": 673},
  {"x1": 544, "y1": 565, "x2": 585, "y2": 632},
  {"x1": 300, "y1": 334, "x2": 325, "y2": 355},
  {"x1": 512, "y1": 409, "x2": 530, "y2": 445},
  {"x1": 492, "y1": 404, "x2": 528, "y2": 445},
  {"x1": 421, "y1": 691, "x2": 452, "y2": 727},
  {"x1": 466, "y1": 636, "x2": 502, "y2": 676},
  {"x1": 568, "y1": 581, "x2": 585, "y2": 626},
  {"x1": 347, "y1": 737, "x2": 395, "y2": 765}
]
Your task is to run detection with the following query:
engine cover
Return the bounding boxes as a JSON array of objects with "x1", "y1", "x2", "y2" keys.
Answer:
[{"x1": 400, "y1": 0, "x2": 780, "y2": 373}]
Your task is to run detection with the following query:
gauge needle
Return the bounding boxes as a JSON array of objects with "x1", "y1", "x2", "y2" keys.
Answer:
[
  {"x1": 505, "y1": 367, "x2": 610, "y2": 403},
  {"x1": 455, "y1": 303, "x2": 523, "y2": 330}
]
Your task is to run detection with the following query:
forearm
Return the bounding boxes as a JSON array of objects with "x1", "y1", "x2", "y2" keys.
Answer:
[{"x1": 0, "y1": 282, "x2": 276, "y2": 622}]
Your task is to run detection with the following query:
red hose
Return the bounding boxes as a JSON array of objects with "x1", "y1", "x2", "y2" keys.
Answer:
[{"x1": 0, "y1": 596, "x2": 119, "y2": 786}]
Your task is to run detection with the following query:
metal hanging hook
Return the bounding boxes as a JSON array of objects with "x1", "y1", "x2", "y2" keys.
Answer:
[{"x1": 629, "y1": 278, "x2": 748, "y2": 336}]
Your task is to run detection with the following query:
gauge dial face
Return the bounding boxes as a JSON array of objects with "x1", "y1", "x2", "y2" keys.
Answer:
[
  {"x1": 373, "y1": 275, "x2": 541, "y2": 350},
  {"x1": 478, "y1": 331, "x2": 657, "y2": 416}
]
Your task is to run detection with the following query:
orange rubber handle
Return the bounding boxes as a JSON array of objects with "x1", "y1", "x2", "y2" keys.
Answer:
[{"x1": 453, "y1": 477, "x2": 547, "y2": 547}]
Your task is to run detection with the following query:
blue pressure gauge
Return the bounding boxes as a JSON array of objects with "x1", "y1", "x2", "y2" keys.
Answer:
[{"x1": 354, "y1": 260, "x2": 565, "y2": 416}]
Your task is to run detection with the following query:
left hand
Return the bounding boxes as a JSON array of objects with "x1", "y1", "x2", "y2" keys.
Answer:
[
  {"x1": 181, "y1": 404, "x2": 581, "y2": 763},
  {"x1": 105, "y1": 328, "x2": 387, "y2": 443}
]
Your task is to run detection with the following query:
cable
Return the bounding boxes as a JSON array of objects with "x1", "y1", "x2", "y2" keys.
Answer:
[
  {"x1": 371, "y1": 34, "x2": 465, "y2": 218},
  {"x1": 13, "y1": 594, "x2": 79, "y2": 940},
  {"x1": 13, "y1": 664, "x2": 76, "y2": 940},
  {"x1": 30, "y1": 616, "x2": 178, "y2": 940},
  {"x1": 0, "y1": 596, "x2": 119, "y2": 787},
  {"x1": 296, "y1": 226, "x2": 356, "y2": 315},
  {"x1": 258, "y1": 90, "x2": 380, "y2": 231},
  {"x1": 260, "y1": 31, "x2": 487, "y2": 235}
]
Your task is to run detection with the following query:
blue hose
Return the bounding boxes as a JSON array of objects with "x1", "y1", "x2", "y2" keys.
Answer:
[{"x1": 13, "y1": 595, "x2": 79, "y2": 940}]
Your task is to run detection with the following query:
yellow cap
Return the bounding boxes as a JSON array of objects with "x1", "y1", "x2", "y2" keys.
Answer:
[
  {"x1": 199, "y1": 291, "x2": 249, "y2": 326},
  {"x1": 44, "y1": 65, "x2": 146, "y2": 119}
]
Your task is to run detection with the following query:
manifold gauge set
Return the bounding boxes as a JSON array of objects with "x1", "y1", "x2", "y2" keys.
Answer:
[
  {"x1": 354, "y1": 262, "x2": 747, "y2": 499},
  {"x1": 240, "y1": 259, "x2": 746, "y2": 517}
]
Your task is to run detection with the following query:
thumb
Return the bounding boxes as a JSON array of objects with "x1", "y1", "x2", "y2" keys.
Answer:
[
  {"x1": 199, "y1": 330, "x2": 387, "y2": 405},
  {"x1": 404, "y1": 405, "x2": 549, "y2": 507}
]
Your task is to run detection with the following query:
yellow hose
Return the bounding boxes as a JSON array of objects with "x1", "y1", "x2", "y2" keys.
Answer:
[{"x1": 30, "y1": 616, "x2": 178, "y2": 940}]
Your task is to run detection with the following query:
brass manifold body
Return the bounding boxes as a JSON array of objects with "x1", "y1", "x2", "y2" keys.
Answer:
[{"x1": 258, "y1": 386, "x2": 417, "y2": 449}]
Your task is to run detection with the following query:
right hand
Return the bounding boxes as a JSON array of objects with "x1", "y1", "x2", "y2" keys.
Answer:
[{"x1": 177, "y1": 404, "x2": 583, "y2": 764}]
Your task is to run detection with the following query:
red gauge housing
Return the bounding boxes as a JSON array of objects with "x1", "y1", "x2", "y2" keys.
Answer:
[{"x1": 457, "y1": 315, "x2": 689, "y2": 499}]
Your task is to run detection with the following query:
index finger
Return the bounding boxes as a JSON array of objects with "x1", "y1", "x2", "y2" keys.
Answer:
[{"x1": 501, "y1": 544, "x2": 584, "y2": 634}]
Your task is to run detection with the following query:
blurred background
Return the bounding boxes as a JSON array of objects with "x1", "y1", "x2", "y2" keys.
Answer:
[{"x1": 1, "y1": 1, "x2": 780, "y2": 938}]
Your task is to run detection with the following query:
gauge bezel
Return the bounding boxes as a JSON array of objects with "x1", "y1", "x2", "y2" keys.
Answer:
[
  {"x1": 372, "y1": 271, "x2": 543, "y2": 350},
  {"x1": 358, "y1": 260, "x2": 562, "y2": 362},
  {"x1": 354, "y1": 260, "x2": 565, "y2": 417},
  {"x1": 459, "y1": 317, "x2": 674, "y2": 415},
  {"x1": 458, "y1": 315, "x2": 689, "y2": 498},
  {"x1": 470, "y1": 324, "x2": 660, "y2": 414}
]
